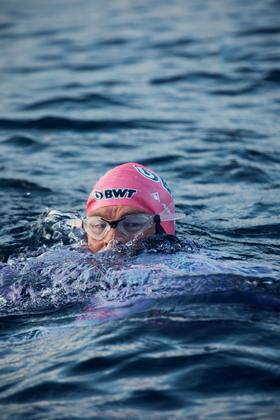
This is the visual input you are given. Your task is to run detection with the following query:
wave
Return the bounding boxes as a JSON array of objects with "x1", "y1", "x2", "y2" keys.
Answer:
[
  {"x1": 64, "y1": 63, "x2": 111, "y2": 72},
  {"x1": 151, "y1": 69, "x2": 279, "y2": 92},
  {"x1": 204, "y1": 127, "x2": 264, "y2": 141},
  {"x1": 21, "y1": 93, "x2": 128, "y2": 111},
  {"x1": 150, "y1": 71, "x2": 234, "y2": 85},
  {"x1": 197, "y1": 159, "x2": 270, "y2": 184},
  {"x1": 1, "y1": 380, "x2": 85, "y2": 404},
  {"x1": 239, "y1": 148, "x2": 280, "y2": 165},
  {"x1": 229, "y1": 223, "x2": 280, "y2": 239},
  {"x1": 0, "y1": 22, "x2": 13, "y2": 31},
  {"x1": 224, "y1": 164, "x2": 270, "y2": 184},
  {"x1": 0, "y1": 116, "x2": 194, "y2": 131},
  {"x1": 238, "y1": 27, "x2": 280, "y2": 37},
  {"x1": 0, "y1": 218, "x2": 279, "y2": 317},
  {"x1": 211, "y1": 83, "x2": 259, "y2": 96},
  {"x1": 212, "y1": 70, "x2": 280, "y2": 96},
  {"x1": 264, "y1": 69, "x2": 280, "y2": 83},
  {"x1": 7, "y1": 65, "x2": 57, "y2": 74},
  {"x1": 97, "y1": 37, "x2": 128, "y2": 46},
  {"x1": 152, "y1": 36, "x2": 196, "y2": 49},
  {"x1": 1, "y1": 135, "x2": 44, "y2": 148},
  {"x1": 0, "y1": 178, "x2": 52, "y2": 192},
  {"x1": 140, "y1": 154, "x2": 182, "y2": 166}
]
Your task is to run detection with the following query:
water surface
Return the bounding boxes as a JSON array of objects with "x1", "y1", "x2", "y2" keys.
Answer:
[{"x1": 1, "y1": 0, "x2": 280, "y2": 418}]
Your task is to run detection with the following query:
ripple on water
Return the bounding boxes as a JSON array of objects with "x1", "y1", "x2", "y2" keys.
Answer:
[
  {"x1": 1, "y1": 135, "x2": 47, "y2": 153},
  {"x1": 0, "y1": 0, "x2": 280, "y2": 416},
  {"x1": 229, "y1": 223, "x2": 280, "y2": 240},
  {"x1": 0, "y1": 178, "x2": 52, "y2": 192},
  {"x1": 210, "y1": 161, "x2": 270, "y2": 184},
  {"x1": 21, "y1": 93, "x2": 128, "y2": 111},
  {"x1": 0, "y1": 116, "x2": 195, "y2": 131},
  {"x1": 264, "y1": 69, "x2": 280, "y2": 83},
  {"x1": 238, "y1": 27, "x2": 280, "y2": 37},
  {"x1": 150, "y1": 71, "x2": 235, "y2": 85}
]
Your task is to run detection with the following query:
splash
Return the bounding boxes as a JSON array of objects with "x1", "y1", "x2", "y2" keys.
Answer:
[{"x1": 0, "y1": 210, "x2": 280, "y2": 318}]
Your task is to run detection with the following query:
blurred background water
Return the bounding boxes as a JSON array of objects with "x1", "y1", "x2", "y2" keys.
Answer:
[{"x1": 0, "y1": 0, "x2": 280, "y2": 418}]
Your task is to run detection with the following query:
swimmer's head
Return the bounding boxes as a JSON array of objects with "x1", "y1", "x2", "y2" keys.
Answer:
[
  {"x1": 86, "y1": 162, "x2": 175, "y2": 233},
  {"x1": 82, "y1": 162, "x2": 182, "y2": 252}
]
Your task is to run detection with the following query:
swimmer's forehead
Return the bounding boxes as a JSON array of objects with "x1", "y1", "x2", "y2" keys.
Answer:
[{"x1": 88, "y1": 205, "x2": 149, "y2": 219}]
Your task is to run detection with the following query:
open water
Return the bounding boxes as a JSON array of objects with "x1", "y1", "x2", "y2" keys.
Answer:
[{"x1": 0, "y1": 0, "x2": 280, "y2": 418}]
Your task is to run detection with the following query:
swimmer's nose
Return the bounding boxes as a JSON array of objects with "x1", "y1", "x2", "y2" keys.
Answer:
[
  {"x1": 104, "y1": 239, "x2": 120, "y2": 250},
  {"x1": 103, "y1": 228, "x2": 124, "y2": 250}
]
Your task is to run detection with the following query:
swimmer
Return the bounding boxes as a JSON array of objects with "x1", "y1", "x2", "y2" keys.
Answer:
[{"x1": 69, "y1": 162, "x2": 184, "y2": 253}]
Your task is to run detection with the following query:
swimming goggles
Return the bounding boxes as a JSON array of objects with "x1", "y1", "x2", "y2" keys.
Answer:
[{"x1": 68, "y1": 209, "x2": 184, "y2": 240}]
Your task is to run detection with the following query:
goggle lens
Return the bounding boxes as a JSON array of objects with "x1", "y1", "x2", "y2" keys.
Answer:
[
  {"x1": 86, "y1": 218, "x2": 109, "y2": 239},
  {"x1": 84, "y1": 213, "x2": 153, "y2": 240},
  {"x1": 67, "y1": 204, "x2": 185, "y2": 240}
]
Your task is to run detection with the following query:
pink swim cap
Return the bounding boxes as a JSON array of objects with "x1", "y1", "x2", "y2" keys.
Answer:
[{"x1": 86, "y1": 162, "x2": 176, "y2": 234}]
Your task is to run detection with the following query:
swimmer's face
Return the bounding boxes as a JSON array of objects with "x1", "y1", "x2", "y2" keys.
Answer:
[{"x1": 87, "y1": 205, "x2": 155, "y2": 253}]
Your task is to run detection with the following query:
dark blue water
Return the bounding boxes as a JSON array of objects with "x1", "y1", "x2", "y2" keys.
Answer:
[{"x1": 1, "y1": 0, "x2": 280, "y2": 418}]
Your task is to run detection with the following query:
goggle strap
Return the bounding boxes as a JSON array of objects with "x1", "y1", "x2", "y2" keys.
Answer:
[{"x1": 153, "y1": 214, "x2": 165, "y2": 235}]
